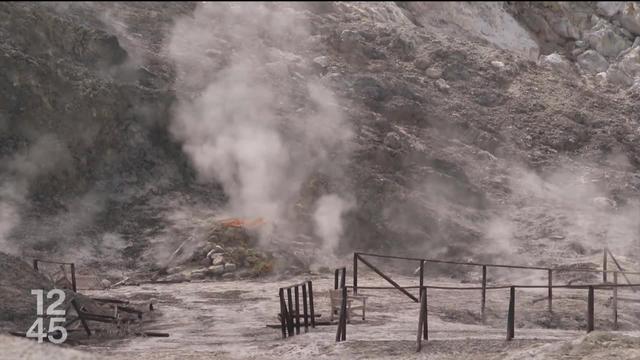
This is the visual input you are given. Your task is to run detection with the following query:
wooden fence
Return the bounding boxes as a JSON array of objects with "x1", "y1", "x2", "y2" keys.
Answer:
[{"x1": 278, "y1": 280, "x2": 315, "y2": 338}]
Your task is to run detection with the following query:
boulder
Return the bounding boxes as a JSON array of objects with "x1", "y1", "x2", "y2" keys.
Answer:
[
  {"x1": 584, "y1": 18, "x2": 632, "y2": 57},
  {"x1": 224, "y1": 263, "x2": 237, "y2": 273},
  {"x1": 167, "y1": 266, "x2": 185, "y2": 275},
  {"x1": 549, "y1": 18, "x2": 580, "y2": 39},
  {"x1": 312, "y1": 56, "x2": 330, "y2": 71},
  {"x1": 208, "y1": 265, "x2": 225, "y2": 275},
  {"x1": 620, "y1": 2, "x2": 640, "y2": 35},
  {"x1": 164, "y1": 273, "x2": 189, "y2": 283},
  {"x1": 540, "y1": 53, "x2": 573, "y2": 73},
  {"x1": 577, "y1": 50, "x2": 609, "y2": 73},
  {"x1": 596, "y1": 2, "x2": 625, "y2": 18},
  {"x1": 619, "y1": 45, "x2": 640, "y2": 78},
  {"x1": 606, "y1": 66, "x2": 634, "y2": 87},
  {"x1": 199, "y1": 257, "x2": 212, "y2": 267}
]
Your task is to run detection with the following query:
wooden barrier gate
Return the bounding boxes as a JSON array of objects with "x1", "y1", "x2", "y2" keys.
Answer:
[{"x1": 278, "y1": 280, "x2": 315, "y2": 338}]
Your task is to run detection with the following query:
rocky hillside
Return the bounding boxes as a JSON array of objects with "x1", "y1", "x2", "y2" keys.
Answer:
[{"x1": 1, "y1": 2, "x2": 640, "y2": 273}]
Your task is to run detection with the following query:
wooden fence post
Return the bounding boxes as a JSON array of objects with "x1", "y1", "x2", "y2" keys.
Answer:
[
  {"x1": 341, "y1": 268, "x2": 346, "y2": 289},
  {"x1": 419, "y1": 260, "x2": 425, "y2": 301},
  {"x1": 603, "y1": 248, "x2": 608, "y2": 283},
  {"x1": 302, "y1": 283, "x2": 309, "y2": 332},
  {"x1": 308, "y1": 281, "x2": 315, "y2": 328},
  {"x1": 70, "y1": 263, "x2": 77, "y2": 293},
  {"x1": 587, "y1": 286, "x2": 594, "y2": 333},
  {"x1": 548, "y1": 269, "x2": 553, "y2": 313},
  {"x1": 287, "y1": 288, "x2": 295, "y2": 336},
  {"x1": 336, "y1": 286, "x2": 347, "y2": 342},
  {"x1": 354, "y1": 254, "x2": 358, "y2": 295},
  {"x1": 33, "y1": 259, "x2": 39, "y2": 271},
  {"x1": 422, "y1": 287, "x2": 428, "y2": 341},
  {"x1": 481, "y1": 265, "x2": 487, "y2": 323},
  {"x1": 416, "y1": 287, "x2": 427, "y2": 352},
  {"x1": 279, "y1": 288, "x2": 287, "y2": 338},
  {"x1": 334, "y1": 269, "x2": 339, "y2": 290},
  {"x1": 613, "y1": 272, "x2": 618, "y2": 330},
  {"x1": 507, "y1": 286, "x2": 515, "y2": 341},
  {"x1": 294, "y1": 286, "x2": 301, "y2": 335}
]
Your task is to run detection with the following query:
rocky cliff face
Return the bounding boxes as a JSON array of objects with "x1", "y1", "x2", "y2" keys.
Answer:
[{"x1": 1, "y1": 2, "x2": 640, "y2": 272}]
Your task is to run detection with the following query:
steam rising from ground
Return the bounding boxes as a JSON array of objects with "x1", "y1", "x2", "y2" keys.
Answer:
[
  {"x1": 167, "y1": 3, "x2": 352, "y2": 251},
  {"x1": 0, "y1": 135, "x2": 71, "y2": 254}
]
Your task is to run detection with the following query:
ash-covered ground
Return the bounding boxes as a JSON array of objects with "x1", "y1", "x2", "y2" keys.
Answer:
[{"x1": 3, "y1": 1, "x2": 640, "y2": 359}]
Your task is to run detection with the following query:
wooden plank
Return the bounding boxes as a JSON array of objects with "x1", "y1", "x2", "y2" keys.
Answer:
[
  {"x1": 279, "y1": 289, "x2": 287, "y2": 338},
  {"x1": 357, "y1": 255, "x2": 419, "y2": 302},
  {"x1": 587, "y1": 286, "x2": 594, "y2": 333},
  {"x1": 286, "y1": 288, "x2": 294, "y2": 336},
  {"x1": 354, "y1": 254, "x2": 358, "y2": 295},
  {"x1": 341, "y1": 287, "x2": 347, "y2": 341},
  {"x1": 506, "y1": 286, "x2": 515, "y2": 341},
  {"x1": 548, "y1": 269, "x2": 553, "y2": 313},
  {"x1": 308, "y1": 281, "x2": 315, "y2": 328},
  {"x1": 416, "y1": 288, "x2": 425, "y2": 352},
  {"x1": 294, "y1": 286, "x2": 301, "y2": 335},
  {"x1": 422, "y1": 287, "x2": 428, "y2": 340},
  {"x1": 71, "y1": 299, "x2": 91, "y2": 336},
  {"x1": 607, "y1": 249, "x2": 636, "y2": 292},
  {"x1": 613, "y1": 272, "x2": 618, "y2": 330},
  {"x1": 603, "y1": 248, "x2": 608, "y2": 283},
  {"x1": 481, "y1": 265, "x2": 487, "y2": 323},
  {"x1": 302, "y1": 283, "x2": 309, "y2": 333}
]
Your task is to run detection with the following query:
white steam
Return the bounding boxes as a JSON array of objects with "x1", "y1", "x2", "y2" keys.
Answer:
[
  {"x1": 166, "y1": 3, "x2": 352, "y2": 246},
  {"x1": 313, "y1": 194, "x2": 354, "y2": 254}
]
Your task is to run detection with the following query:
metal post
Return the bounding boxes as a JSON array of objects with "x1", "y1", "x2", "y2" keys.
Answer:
[
  {"x1": 279, "y1": 288, "x2": 287, "y2": 338},
  {"x1": 294, "y1": 286, "x2": 301, "y2": 335},
  {"x1": 507, "y1": 286, "x2": 515, "y2": 341},
  {"x1": 308, "y1": 281, "x2": 315, "y2": 328},
  {"x1": 548, "y1": 269, "x2": 553, "y2": 313},
  {"x1": 302, "y1": 283, "x2": 309, "y2": 332},
  {"x1": 603, "y1": 248, "x2": 608, "y2": 283},
  {"x1": 70, "y1": 263, "x2": 77, "y2": 293},
  {"x1": 587, "y1": 286, "x2": 594, "y2": 333},
  {"x1": 481, "y1": 265, "x2": 487, "y2": 323},
  {"x1": 353, "y1": 254, "x2": 358, "y2": 295},
  {"x1": 613, "y1": 271, "x2": 618, "y2": 330}
]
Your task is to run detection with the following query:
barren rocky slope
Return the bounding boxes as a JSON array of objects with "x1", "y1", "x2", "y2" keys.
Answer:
[{"x1": 1, "y1": 1, "x2": 640, "y2": 276}]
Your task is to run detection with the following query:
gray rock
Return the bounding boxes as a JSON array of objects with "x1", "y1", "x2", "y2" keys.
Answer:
[
  {"x1": 540, "y1": 53, "x2": 573, "y2": 73},
  {"x1": 572, "y1": 48, "x2": 586, "y2": 57},
  {"x1": 596, "y1": 2, "x2": 625, "y2": 18},
  {"x1": 190, "y1": 268, "x2": 208, "y2": 280},
  {"x1": 606, "y1": 67, "x2": 634, "y2": 87},
  {"x1": 100, "y1": 279, "x2": 112, "y2": 289},
  {"x1": 164, "y1": 273, "x2": 189, "y2": 283},
  {"x1": 224, "y1": 263, "x2": 237, "y2": 273},
  {"x1": 312, "y1": 56, "x2": 330, "y2": 69},
  {"x1": 490, "y1": 61, "x2": 505, "y2": 69},
  {"x1": 585, "y1": 18, "x2": 632, "y2": 57},
  {"x1": 208, "y1": 265, "x2": 225, "y2": 275},
  {"x1": 549, "y1": 18, "x2": 579, "y2": 39},
  {"x1": 200, "y1": 256, "x2": 212, "y2": 267},
  {"x1": 619, "y1": 45, "x2": 640, "y2": 77},
  {"x1": 425, "y1": 66, "x2": 443, "y2": 79},
  {"x1": 435, "y1": 78, "x2": 450, "y2": 92},
  {"x1": 211, "y1": 253, "x2": 225, "y2": 266},
  {"x1": 620, "y1": 2, "x2": 640, "y2": 35},
  {"x1": 575, "y1": 40, "x2": 588, "y2": 48},
  {"x1": 383, "y1": 132, "x2": 402, "y2": 150},
  {"x1": 577, "y1": 50, "x2": 609, "y2": 73},
  {"x1": 413, "y1": 56, "x2": 431, "y2": 70}
]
